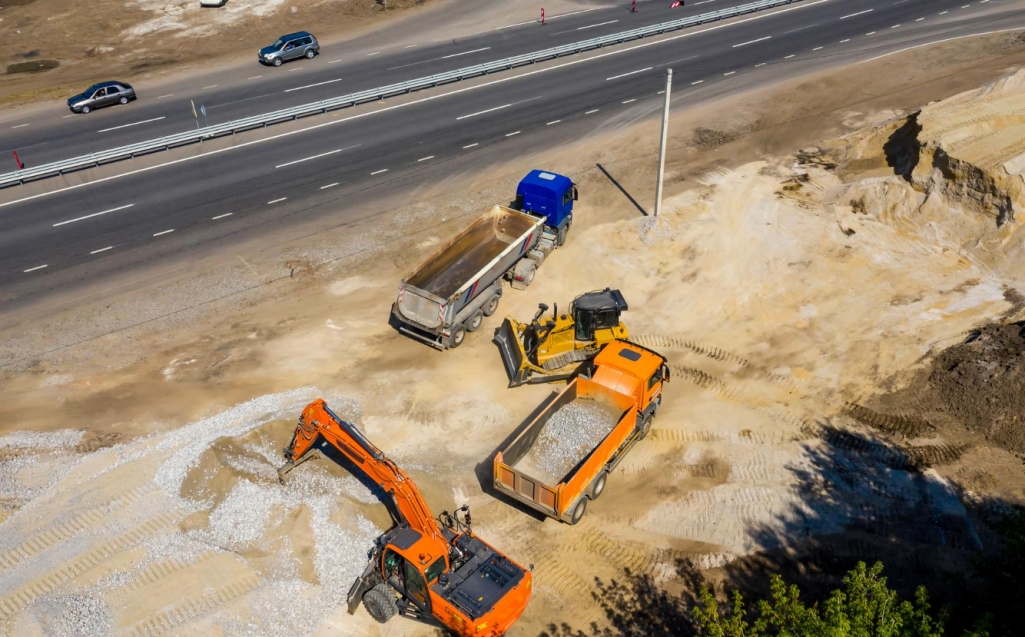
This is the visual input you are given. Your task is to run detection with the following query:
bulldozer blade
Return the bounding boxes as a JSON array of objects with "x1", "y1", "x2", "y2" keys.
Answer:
[{"x1": 494, "y1": 318, "x2": 531, "y2": 388}]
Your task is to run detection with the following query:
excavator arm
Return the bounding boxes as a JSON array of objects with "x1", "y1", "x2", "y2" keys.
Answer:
[{"x1": 278, "y1": 399, "x2": 443, "y2": 543}]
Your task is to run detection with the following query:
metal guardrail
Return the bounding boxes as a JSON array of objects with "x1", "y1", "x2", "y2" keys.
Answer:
[{"x1": 0, "y1": 0, "x2": 802, "y2": 189}]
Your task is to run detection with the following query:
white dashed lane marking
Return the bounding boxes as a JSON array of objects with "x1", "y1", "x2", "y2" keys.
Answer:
[
  {"x1": 53, "y1": 203, "x2": 134, "y2": 227},
  {"x1": 90, "y1": 246, "x2": 113, "y2": 254},
  {"x1": 212, "y1": 213, "x2": 233, "y2": 219},
  {"x1": 268, "y1": 198, "x2": 287, "y2": 204},
  {"x1": 153, "y1": 229, "x2": 174, "y2": 237},
  {"x1": 371, "y1": 169, "x2": 388, "y2": 175},
  {"x1": 23, "y1": 264, "x2": 48, "y2": 273}
]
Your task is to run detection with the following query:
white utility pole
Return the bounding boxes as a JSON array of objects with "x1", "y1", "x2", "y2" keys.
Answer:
[{"x1": 654, "y1": 68, "x2": 673, "y2": 217}]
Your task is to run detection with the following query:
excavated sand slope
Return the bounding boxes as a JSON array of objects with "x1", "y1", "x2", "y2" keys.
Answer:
[{"x1": 3, "y1": 66, "x2": 1025, "y2": 637}]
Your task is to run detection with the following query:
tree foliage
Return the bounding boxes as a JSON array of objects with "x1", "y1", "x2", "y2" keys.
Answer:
[{"x1": 693, "y1": 562, "x2": 949, "y2": 637}]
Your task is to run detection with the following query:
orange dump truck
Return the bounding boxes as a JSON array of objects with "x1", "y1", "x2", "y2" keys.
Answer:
[{"x1": 493, "y1": 340, "x2": 669, "y2": 524}]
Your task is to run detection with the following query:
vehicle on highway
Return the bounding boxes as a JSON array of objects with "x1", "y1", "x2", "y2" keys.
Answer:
[
  {"x1": 259, "y1": 32, "x2": 319, "y2": 67},
  {"x1": 66, "y1": 81, "x2": 136, "y2": 114}
]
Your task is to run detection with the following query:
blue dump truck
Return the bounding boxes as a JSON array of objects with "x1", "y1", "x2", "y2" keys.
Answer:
[{"x1": 392, "y1": 170, "x2": 577, "y2": 349}]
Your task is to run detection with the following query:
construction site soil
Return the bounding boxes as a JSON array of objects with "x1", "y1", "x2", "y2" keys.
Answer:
[{"x1": 4, "y1": 28, "x2": 1025, "y2": 637}]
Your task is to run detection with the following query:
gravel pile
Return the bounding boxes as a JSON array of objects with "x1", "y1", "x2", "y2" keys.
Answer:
[
  {"x1": 517, "y1": 400, "x2": 620, "y2": 484},
  {"x1": 28, "y1": 593, "x2": 114, "y2": 637}
]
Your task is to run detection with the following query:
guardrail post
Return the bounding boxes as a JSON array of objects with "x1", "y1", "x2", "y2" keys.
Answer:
[{"x1": 654, "y1": 69, "x2": 673, "y2": 218}]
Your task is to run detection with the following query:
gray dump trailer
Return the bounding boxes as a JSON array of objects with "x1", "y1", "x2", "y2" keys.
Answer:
[{"x1": 392, "y1": 204, "x2": 562, "y2": 349}]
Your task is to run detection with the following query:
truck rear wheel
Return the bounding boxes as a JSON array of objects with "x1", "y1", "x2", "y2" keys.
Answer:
[
  {"x1": 557, "y1": 224, "x2": 568, "y2": 246},
  {"x1": 465, "y1": 309, "x2": 484, "y2": 332},
  {"x1": 523, "y1": 263, "x2": 536, "y2": 286},
  {"x1": 638, "y1": 414, "x2": 653, "y2": 439},
  {"x1": 482, "y1": 295, "x2": 500, "y2": 317},
  {"x1": 591, "y1": 471, "x2": 608, "y2": 500},
  {"x1": 363, "y1": 584, "x2": 397, "y2": 623},
  {"x1": 448, "y1": 324, "x2": 466, "y2": 348},
  {"x1": 569, "y1": 498, "x2": 587, "y2": 525}
]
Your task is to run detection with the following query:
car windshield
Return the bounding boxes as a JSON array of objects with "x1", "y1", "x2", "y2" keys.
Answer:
[
  {"x1": 85, "y1": 84, "x2": 101, "y2": 94},
  {"x1": 272, "y1": 38, "x2": 285, "y2": 49}
]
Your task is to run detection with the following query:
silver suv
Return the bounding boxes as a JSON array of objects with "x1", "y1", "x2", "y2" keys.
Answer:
[{"x1": 259, "y1": 32, "x2": 319, "y2": 67}]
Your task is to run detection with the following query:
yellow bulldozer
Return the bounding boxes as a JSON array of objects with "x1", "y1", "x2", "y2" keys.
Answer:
[{"x1": 495, "y1": 288, "x2": 629, "y2": 387}]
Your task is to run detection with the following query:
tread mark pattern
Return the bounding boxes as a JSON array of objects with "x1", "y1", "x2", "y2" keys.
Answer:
[{"x1": 118, "y1": 573, "x2": 261, "y2": 637}]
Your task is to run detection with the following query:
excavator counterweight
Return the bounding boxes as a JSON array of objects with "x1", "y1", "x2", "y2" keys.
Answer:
[{"x1": 280, "y1": 400, "x2": 532, "y2": 636}]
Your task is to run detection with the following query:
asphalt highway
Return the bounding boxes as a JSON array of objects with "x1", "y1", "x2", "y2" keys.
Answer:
[
  {"x1": 1, "y1": 0, "x2": 1023, "y2": 312},
  {"x1": 0, "y1": 0, "x2": 751, "y2": 166}
]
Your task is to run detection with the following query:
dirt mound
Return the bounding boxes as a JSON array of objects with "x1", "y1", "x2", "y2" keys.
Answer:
[{"x1": 928, "y1": 323, "x2": 1025, "y2": 453}]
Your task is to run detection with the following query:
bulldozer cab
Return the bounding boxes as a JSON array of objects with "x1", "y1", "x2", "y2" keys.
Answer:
[{"x1": 572, "y1": 289, "x2": 628, "y2": 341}]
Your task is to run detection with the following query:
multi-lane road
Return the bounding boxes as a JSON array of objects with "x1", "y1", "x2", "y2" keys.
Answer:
[{"x1": 1, "y1": 0, "x2": 1023, "y2": 311}]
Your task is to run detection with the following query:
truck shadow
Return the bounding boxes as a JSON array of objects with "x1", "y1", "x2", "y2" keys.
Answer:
[
  {"x1": 597, "y1": 163, "x2": 648, "y2": 217},
  {"x1": 473, "y1": 389, "x2": 564, "y2": 524}
]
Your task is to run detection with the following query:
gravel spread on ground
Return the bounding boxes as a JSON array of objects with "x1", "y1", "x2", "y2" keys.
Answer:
[{"x1": 516, "y1": 399, "x2": 620, "y2": 484}]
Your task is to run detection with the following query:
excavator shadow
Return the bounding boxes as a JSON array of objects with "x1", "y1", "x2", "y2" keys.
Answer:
[
  {"x1": 473, "y1": 391, "x2": 560, "y2": 524},
  {"x1": 313, "y1": 438, "x2": 401, "y2": 524}
]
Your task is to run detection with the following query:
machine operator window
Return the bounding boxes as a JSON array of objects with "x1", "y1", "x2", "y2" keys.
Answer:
[
  {"x1": 384, "y1": 550, "x2": 404, "y2": 587},
  {"x1": 597, "y1": 309, "x2": 618, "y2": 329},
  {"x1": 575, "y1": 310, "x2": 595, "y2": 340},
  {"x1": 404, "y1": 560, "x2": 430, "y2": 607},
  {"x1": 424, "y1": 556, "x2": 446, "y2": 584}
]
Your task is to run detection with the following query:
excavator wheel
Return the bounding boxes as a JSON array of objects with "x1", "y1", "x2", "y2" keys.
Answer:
[{"x1": 363, "y1": 584, "x2": 398, "y2": 623}]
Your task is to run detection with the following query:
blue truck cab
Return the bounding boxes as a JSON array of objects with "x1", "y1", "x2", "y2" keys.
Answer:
[{"x1": 515, "y1": 170, "x2": 577, "y2": 231}]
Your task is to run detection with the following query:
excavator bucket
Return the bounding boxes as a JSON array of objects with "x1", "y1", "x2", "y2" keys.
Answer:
[{"x1": 495, "y1": 317, "x2": 533, "y2": 388}]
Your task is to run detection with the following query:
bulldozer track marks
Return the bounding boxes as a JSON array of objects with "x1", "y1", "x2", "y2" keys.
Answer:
[
  {"x1": 107, "y1": 551, "x2": 220, "y2": 606},
  {"x1": 0, "y1": 510, "x2": 183, "y2": 621},
  {"x1": 576, "y1": 524, "x2": 660, "y2": 574},
  {"x1": 635, "y1": 335, "x2": 800, "y2": 391},
  {"x1": 806, "y1": 425, "x2": 968, "y2": 470},
  {"x1": 649, "y1": 428, "x2": 803, "y2": 445},
  {"x1": 118, "y1": 573, "x2": 261, "y2": 637},
  {"x1": 844, "y1": 403, "x2": 934, "y2": 438},
  {"x1": 0, "y1": 484, "x2": 160, "y2": 573}
]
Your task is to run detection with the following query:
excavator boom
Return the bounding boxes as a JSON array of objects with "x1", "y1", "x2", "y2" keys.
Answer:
[{"x1": 279, "y1": 399, "x2": 442, "y2": 542}]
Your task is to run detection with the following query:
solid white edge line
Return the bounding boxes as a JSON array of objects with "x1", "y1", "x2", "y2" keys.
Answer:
[
  {"x1": 212, "y1": 213, "x2": 233, "y2": 219},
  {"x1": 418, "y1": 156, "x2": 435, "y2": 161},
  {"x1": 153, "y1": 229, "x2": 174, "y2": 236},
  {"x1": 578, "y1": 20, "x2": 619, "y2": 31},
  {"x1": 441, "y1": 47, "x2": 491, "y2": 59},
  {"x1": 371, "y1": 169, "x2": 388, "y2": 175},
  {"x1": 606, "y1": 66, "x2": 652, "y2": 81},
  {"x1": 268, "y1": 198, "x2": 287, "y2": 204},
  {"x1": 733, "y1": 36, "x2": 771, "y2": 47},
  {"x1": 90, "y1": 246, "x2": 113, "y2": 254},
  {"x1": 859, "y1": 27, "x2": 1024, "y2": 63},
  {"x1": 839, "y1": 9, "x2": 873, "y2": 19},
  {"x1": 456, "y1": 103, "x2": 513, "y2": 120},
  {"x1": 285, "y1": 78, "x2": 343, "y2": 93},
  {"x1": 0, "y1": 0, "x2": 833, "y2": 210},
  {"x1": 23, "y1": 264, "x2": 47, "y2": 273},
  {"x1": 53, "y1": 203, "x2": 135, "y2": 227},
  {"x1": 97, "y1": 116, "x2": 167, "y2": 133},
  {"x1": 320, "y1": 183, "x2": 339, "y2": 189}
]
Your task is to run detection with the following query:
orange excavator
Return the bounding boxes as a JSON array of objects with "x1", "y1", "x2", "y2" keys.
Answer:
[{"x1": 277, "y1": 399, "x2": 532, "y2": 636}]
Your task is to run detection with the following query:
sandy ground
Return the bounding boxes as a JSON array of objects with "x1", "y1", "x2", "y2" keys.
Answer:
[
  {"x1": 3, "y1": 29, "x2": 1025, "y2": 637},
  {"x1": 0, "y1": 0, "x2": 590, "y2": 110}
]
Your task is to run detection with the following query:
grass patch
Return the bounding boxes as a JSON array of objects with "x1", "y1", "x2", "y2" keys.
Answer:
[{"x1": 6, "y1": 60, "x2": 60, "y2": 74}]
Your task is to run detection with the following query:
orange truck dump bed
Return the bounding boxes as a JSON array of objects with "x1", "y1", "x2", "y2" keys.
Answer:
[{"x1": 492, "y1": 341, "x2": 669, "y2": 524}]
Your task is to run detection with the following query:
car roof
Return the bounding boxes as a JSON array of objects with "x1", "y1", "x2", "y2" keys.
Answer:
[{"x1": 280, "y1": 31, "x2": 312, "y2": 39}]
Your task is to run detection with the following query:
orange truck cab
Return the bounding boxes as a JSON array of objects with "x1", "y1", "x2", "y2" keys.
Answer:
[{"x1": 492, "y1": 340, "x2": 669, "y2": 524}]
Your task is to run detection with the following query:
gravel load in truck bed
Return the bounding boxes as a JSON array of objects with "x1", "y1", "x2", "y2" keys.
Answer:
[{"x1": 515, "y1": 399, "x2": 621, "y2": 484}]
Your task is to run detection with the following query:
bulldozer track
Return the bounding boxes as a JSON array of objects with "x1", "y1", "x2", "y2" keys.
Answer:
[
  {"x1": 0, "y1": 484, "x2": 160, "y2": 573},
  {"x1": 576, "y1": 523, "x2": 660, "y2": 574},
  {"x1": 117, "y1": 573, "x2": 261, "y2": 637},
  {"x1": 844, "y1": 403, "x2": 934, "y2": 438},
  {"x1": 635, "y1": 335, "x2": 799, "y2": 391},
  {"x1": 542, "y1": 347, "x2": 598, "y2": 372},
  {"x1": 0, "y1": 510, "x2": 183, "y2": 621}
]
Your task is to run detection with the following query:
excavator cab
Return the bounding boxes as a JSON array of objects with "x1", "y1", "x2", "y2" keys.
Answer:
[{"x1": 495, "y1": 288, "x2": 629, "y2": 387}]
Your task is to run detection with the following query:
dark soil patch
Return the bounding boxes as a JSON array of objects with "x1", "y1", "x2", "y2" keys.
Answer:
[
  {"x1": 692, "y1": 127, "x2": 738, "y2": 149},
  {"x1": 928, "y1": 322, "x2": 1025, "y2": 453},
  {"x1": 6, "y1": 60, "x2": 60, "y2": 74},
  {"x1": 3, "y1": 0, "x2": 40, "y2": 5}
]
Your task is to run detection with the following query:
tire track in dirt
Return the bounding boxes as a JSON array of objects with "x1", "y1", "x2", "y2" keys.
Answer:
[
  {"x1": 106, "y1": 551, "x2": 221, "y2": 607},
  {"x1": 117, "y1": 573, "x2": 262, "y2": 637},
  {"x1": 0, "y1": 484, "x2": 161, "y2": 573},
  {"x1": 0, "y1": 510, "x2": 184, "y2": 621},
  {"x1": 844, "y1": 403, "x2": 935, "y2": 438},
  {"x1": 634, "y1": 335, "x2": 800, "y2": 392}
]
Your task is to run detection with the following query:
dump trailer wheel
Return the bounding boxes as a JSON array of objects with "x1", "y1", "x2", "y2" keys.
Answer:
[
  {"x1": 639, "y1": 414, "x2": 653, "y2": 439},
  {"x1": 523, "y1": 263, "x2": 537, "y2": 286},
  {"x1": 465, "y1": 309, "x2": 484, "y2": 332},
  {"x1": 482, "y1": 295, "x2": 501, "y2": 317},
  {"x1": 449, "y1": 324, "x2": 466, "y2": 348},
  {"x1": 591, "y1": 471, "x2": 608, "y2": 500},
  {"x1": 363, "y1": 584, "x2": 398, "y2": 623},
  {"x1": 569, "y1": 498, "x2": 587, "y2": 525}
]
